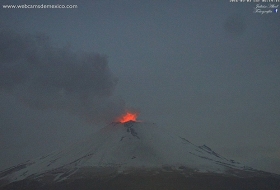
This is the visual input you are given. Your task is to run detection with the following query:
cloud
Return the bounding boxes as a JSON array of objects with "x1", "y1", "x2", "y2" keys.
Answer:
[
  {"x1": 0, "y1": 29, "x2": 125, "y2": 124},
  {"x1": 223, "y1": 15, "x2": 246, "y2": 36}
]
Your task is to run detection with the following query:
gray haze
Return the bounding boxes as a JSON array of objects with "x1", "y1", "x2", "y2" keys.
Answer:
[{"x1": 0, "y1": 0, "x2": 280, "y2": 174}]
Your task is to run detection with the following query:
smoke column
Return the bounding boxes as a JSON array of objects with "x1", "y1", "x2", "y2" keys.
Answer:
[{"x1": 0, "y1": 28, "x2": 125, "y2": 124}]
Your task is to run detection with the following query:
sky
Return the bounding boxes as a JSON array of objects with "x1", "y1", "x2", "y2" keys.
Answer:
[{"x1": 0, "y1": 0, "x2": 280, "y2": 174}]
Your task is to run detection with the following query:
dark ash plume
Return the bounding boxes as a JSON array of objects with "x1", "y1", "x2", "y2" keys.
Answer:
[{"x1": 0, "y1": 29, "x2": 125, "y2": 123}]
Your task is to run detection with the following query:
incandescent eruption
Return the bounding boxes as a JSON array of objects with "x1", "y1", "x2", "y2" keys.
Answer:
[{"x1": 117, "y1": 112, "x2": 139, "y2": 123}]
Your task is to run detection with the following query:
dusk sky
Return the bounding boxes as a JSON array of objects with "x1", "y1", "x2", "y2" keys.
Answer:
[{"x1": 1, "y1": 0, "x2": 280, "y2": 174}]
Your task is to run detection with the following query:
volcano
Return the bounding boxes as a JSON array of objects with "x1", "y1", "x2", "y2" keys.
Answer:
[{"x1": 1, "y1": 121, "x2": 279, "y2": 190}]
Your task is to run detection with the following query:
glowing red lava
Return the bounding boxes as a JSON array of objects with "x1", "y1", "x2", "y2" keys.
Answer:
[{"x1": 117, "y1": 112, "x2": 138, "y2": 123}]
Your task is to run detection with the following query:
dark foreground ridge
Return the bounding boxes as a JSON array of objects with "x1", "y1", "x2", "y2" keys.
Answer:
[{"x1": 1, "y1": 167, "x2": 280, "y2": 190}]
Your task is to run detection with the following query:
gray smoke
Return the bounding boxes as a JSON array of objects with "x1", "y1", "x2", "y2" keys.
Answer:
[{"x1": 0, "y1": 29, "x2": 125, "y2": 123}]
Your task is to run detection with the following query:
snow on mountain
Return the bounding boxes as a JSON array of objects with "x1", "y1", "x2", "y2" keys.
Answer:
[{"x1": 0, "y1": 121, "x2": 265, "y2": 184}]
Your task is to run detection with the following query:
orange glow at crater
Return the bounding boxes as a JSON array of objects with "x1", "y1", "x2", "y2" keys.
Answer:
[{"x1": 117, "y1": 112, "x2": 138, "y2": 123}]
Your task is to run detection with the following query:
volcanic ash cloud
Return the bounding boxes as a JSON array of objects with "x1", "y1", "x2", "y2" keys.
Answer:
[{"x1": 0, "y1": 29, "x2": 125, "y2": 124}]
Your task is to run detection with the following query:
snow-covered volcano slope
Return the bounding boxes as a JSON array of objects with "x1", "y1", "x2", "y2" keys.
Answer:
[{"x1": 0, "y1": 121, "x2": 264, "y2": 183}]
